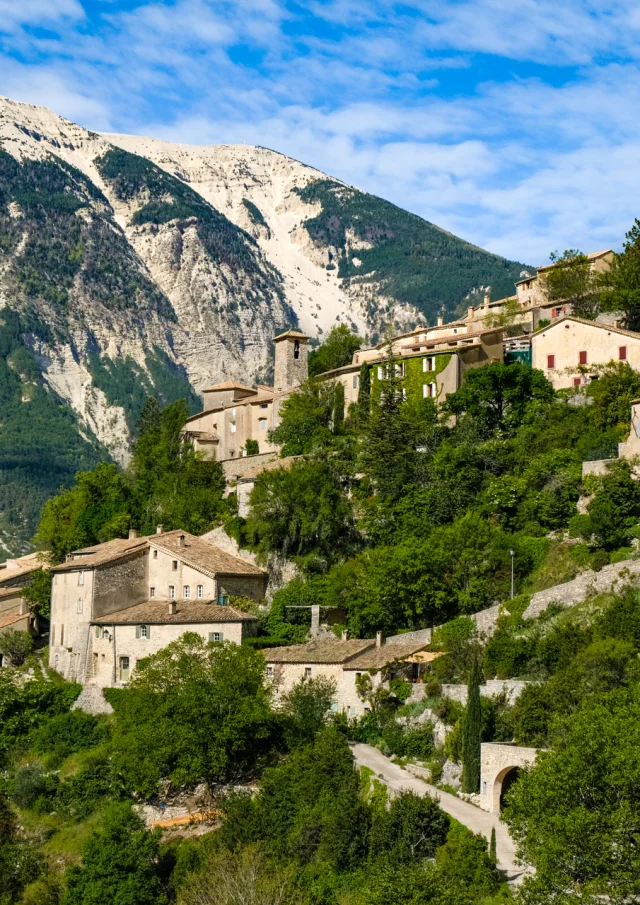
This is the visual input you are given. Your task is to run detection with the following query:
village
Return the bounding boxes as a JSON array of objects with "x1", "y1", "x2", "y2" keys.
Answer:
[{"x1": 3, "y1": 245, "x2": 640, "y2": 836}]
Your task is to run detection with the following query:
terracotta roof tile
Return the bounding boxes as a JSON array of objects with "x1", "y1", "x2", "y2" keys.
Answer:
[
  {"x1": 152, "y1": 531, "x2": 266, "y2": 577},
  {"x1": 0, "y1": 605, "x2": 29, "y2": 629},
  {"x1": 0, "y1": 587, "x2": 24, "y2": 600},
  {"x1": 202, "y1": 381, "x2": 257, "y2": 393},
  {"x1": 273, "y1": 330, "x2": 309, "y2": 341},
  {"x1": 532, "y1": 315, "x2": 640, "y2": 342},
  {"x1": 51, "y1": 537, "x2": 149, "y2": 572},
  {"x1": 93, "y1": 600, "x2": 257, "y2": 625},
  {"x1": 343, "y1": 643, "x2": 436, "y2": 669},
  {"x1": 264, "y1": 638, "x2": 374, "y2": 664}
]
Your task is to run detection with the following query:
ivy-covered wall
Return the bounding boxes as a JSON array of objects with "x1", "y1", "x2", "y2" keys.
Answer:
[{"x1": 370, "y1": 352, "x2": 453, "y2": 402}]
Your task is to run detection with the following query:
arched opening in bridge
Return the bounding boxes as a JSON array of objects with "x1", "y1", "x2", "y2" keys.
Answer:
[{"x1": 495, "y1": 766, "x2": 521, "y2": 812}]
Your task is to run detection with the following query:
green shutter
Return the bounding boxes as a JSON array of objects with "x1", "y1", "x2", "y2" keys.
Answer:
[
  {"x1": 135, "y1": 625, "x2": 140, "y2": 639},
  {"x1": 146, "y1": 624, "x2": 151, "y2": 639}
]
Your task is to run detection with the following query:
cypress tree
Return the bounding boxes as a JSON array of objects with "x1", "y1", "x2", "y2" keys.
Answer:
[
  {"x1": 357, "y1": 362, "x2": 371, "y2": 419},
  {"x1": 461, "y1": 656, "x2": 482, "y2": 793},
  {"x1": 332, "y1": 381, "x2": 345, "y2": 435},
  {"x1": 489, "y1": 827, "x2": 497, "y2": 864}
]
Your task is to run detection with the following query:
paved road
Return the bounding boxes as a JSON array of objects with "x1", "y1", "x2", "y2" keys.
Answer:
[{"x1": 351, "y1": 743, "x2": 530, "y2": 882}]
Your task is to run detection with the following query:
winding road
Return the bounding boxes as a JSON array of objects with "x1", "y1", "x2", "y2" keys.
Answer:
[{"x1": 351, "y1": 743, "x2": 531, "y2": 883}]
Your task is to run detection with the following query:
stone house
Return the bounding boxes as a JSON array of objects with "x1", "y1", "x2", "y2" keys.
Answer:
[
  {"x1": 183, "y1": 330, "x2": 309, "y2": 462},
  {"x1": 264, "y1": 635, "x2": 438, "y2": 718},
  {"x1": 0, "y1": 551, "x2": 44, "y2": 590},
  {"x1": 531, "y1": 316, "x2": 640, "y2": 390},
  {"x1": 48, "y1": 528, "x2": 265, "y2": 687},
  {"x1": 0, "y1": 588, "x2": 35, "y2": 664}
]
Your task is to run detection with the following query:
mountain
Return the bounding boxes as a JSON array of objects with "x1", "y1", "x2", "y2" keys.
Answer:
[{"x1": 0, "y1": 96, "x2": 530, "y2": 555}]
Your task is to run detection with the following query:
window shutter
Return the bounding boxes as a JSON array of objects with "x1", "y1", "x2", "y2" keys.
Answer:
[
  {"x1": 147, "y1": 624, "x2": 151, "y2": 639},
  {"x1": 135, "y1": 625, "x2": 140, "y2": 639}
]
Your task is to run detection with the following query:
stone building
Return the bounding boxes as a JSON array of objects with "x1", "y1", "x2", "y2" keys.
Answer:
[
  {"x1": 0, "y1": 552, "x2": 44, "y2": 590},
  {"x1": 48, "y1": 528, "x2": 265, "y2": 687},
  {"x1": 531, "y1": 316, "x2": 640, "y2": 390},
  {"x1": 479, "y1": 742, "x2": 539, "y2": 813},
  {"x1": 0, "y1": 588, "x2": 35, "y2": 664},
  {"x1": 264, "y1": 634, "x2": 438, "y2": 718},
  {"x1": 183, "y1": 330, "x2": 309, "y2": 462}
]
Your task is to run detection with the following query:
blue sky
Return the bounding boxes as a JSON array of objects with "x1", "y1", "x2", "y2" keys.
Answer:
[{"x1": 1, "y1": 1, "x2": 639, "y2": 264}]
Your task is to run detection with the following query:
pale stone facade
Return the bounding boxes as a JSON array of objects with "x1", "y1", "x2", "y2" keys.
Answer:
[
  {"x1": 48, "y1": 528, "x2": 265, "y2": 686},
  {"x1": 532, "y1": 316, "x2": 640, "y2": 390},
  {"x1": 265, "y1": 636, "x2": 438, "y2": 718},
  {"x1": 0, "y1": 588, "x2": 34, "y2": 665},
  {"x1": 479, "y1": 743, "x2": 539, "y2": 813}
]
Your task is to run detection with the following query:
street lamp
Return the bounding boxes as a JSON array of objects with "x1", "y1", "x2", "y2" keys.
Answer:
[{"x1": 509, "y1": 549, "x2": 515, "y2": 600}]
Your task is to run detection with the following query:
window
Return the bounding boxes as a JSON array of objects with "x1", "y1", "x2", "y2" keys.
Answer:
[
  {"x1": 430, "y1": 382, "x2": 437, "y2": 398},
  {"x1": 260, "y1": 403, "x2": 269, "y2": 409},
  {"x1": 259, "y1": 418, "x2": 267, "y2": 430},
  {"x1": 76, "y1": 598, "x2": 83, "y2": 615},
  {"x1": 218, "y1": 593, "x2": 229, "y2": 606},
  {"x1": 573, "y1": 377, "x2": 581, "y2": 387},
  {"x1": 230, "y1": 422, "x2": 236, "y2": 433},
  {"x1": 352, "y1": 374, "x2": 359, "y2": 389},
  {"x1": 620, "y1": 346, "x2": 627, "y2": 361},
  {"x1": 355, "y1": 672, "x2": 362, "y2": 679},
  {"x1": 395, "y1": 362, "x2": 405, "y2": 377},
  {"x1": 401, "y1": 387, "x2": 407, "y2": 401},
  {"x1": 304, "y1": 667, "x2": 312, "y2": 678},
  {"x1": 231, "y1": 407, "x2": 236, "y2": 417},
  {"x1": 150, "y1": 587, "x2": 155, "y2": 598},
  {"x1": 169, "y1": 586, "x2": 175, "y2": 599},
  {"x1": 377, "y1": 366, "x2": 384, "y2": 379},
  {"x1": 423, "y1": 357, "x2": 429, "y2": 372},
  {"x1": 266, "y1": 665, "x2": 274, "y2": 677},
  {"x1": 294, "y1": 340, "x2": 300, "y2": 360},
  {"x1": 172, "y1": 560, "x2": 178, "y2": 571},
  {"x1": 60, "y1": 625, "x2": 64, "y2": 646},
  {"x1": 209, "y1": 632, "x2": 223, "y2": 642},
  {"x1": 153, "y1": 549, "x2": 158, "y2": 559},
  {"x1": 119, "y1": 657, "x2": 130, "y2": 682},
  {"x1": 95, "y1": 626, "x2": 100, "y2": 639},
  {"x1": 551, "y1": 308, "x2": 557, "y2": 318},
  {"x1": 77, "y1": 570, "x2": 84, "y2": 586},
  {"x1": 424, "y1": 383, "x2": 436, "y2": 398},
  {"x1": 547, "y1": 354, "x2": 555, "y2": 369},
  {"x1": 136, "y1": 624, "x2": 150, "y2": 639},
  {"x1": 184, "y1": 586, "x2": 190, "y2": 599},
  {"x1": 197, "y1": 585, "x2": 204, "y2": 598},
  {"x1": 51, "y1": 625, "x2": 55, "y2": 646},
  {"x1": 579, "y1": 350, "x2": 587, "y2": 365}
]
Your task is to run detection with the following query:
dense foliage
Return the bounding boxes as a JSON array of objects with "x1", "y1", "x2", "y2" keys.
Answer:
[{"x1": 35, "y1": 399, "x2": 227, "y2": 562}]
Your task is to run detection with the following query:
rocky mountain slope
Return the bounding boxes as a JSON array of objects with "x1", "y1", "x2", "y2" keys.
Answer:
[{"x1": 0, "y1": 96, "x2": 529, "y2": 555}]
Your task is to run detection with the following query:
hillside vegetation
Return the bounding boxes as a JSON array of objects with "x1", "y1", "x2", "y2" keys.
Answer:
[{"x1": 296, "y1": 180, "x2": 529, "y2": 322}]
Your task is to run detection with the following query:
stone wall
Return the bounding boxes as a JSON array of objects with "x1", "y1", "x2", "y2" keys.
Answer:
[
  {"x1": 523, "y1": 558, "x2": 640, "y2": 620},
  {"x1": 220, "y1": 451, "x2": 280, "y2": 483},
  {"x1": 440, "y1": 680, "x2": 530, "y2": 707}
]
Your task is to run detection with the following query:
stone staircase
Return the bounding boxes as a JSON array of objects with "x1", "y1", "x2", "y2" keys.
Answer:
[{"x1": 72, "y1": 684, "x2": 114, "y2": 715}]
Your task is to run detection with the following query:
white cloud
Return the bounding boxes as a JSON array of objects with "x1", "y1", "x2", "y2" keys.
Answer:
[{"x1": 0, "y1": 0, "x2": 83, "y2": 33}]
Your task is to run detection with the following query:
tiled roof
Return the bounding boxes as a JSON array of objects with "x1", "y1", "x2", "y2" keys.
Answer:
[
  {"x1": 0, "y1": 605, "x2": 29, "y2": 629},
  {"x1": 0, "y1": 552, "x2": 45, "y2": 584},
  {"x1": 532, "y1": 315, "x2": 640, "y2": 342},
  {"x1": 152, "y1": 530, "x2": 266, "y2": 577},
  {"x1": 273, "y1": 329, "x2": 309, "y2": 341},
  {"x1": 537, "y1": 249, "x2": 613, "y2": 273},
  {"x1": 264, "y1": 638, "x2": 374, "y2": 664},
  {"x1": 51, "y1": 536, "x2": 149, "y2": 572},
  {"x1": 93, "y1": 600, "x2": 257, "y2": 625},
  {"x1": 202, "y1": 381, "x2": 257, "y2": 393},
  {"x1": 0, "y1": 587, "x2": 24, "y2": 600},
  {"x1": 344, "y1": 643, "x2": 440, "y2": 669},
  {"x1": 51, "y1": 530, "x2": 267, "y2": 578}
]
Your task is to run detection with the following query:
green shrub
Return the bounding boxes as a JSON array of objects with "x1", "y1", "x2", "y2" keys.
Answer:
[{"x1": 31, "y1": 712, "x2": 110, "y2": 767}]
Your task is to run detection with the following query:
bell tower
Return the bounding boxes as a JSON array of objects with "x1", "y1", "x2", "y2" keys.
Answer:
[{"x1": 273, "y1": 330, "x2": 309, "y2": 393}]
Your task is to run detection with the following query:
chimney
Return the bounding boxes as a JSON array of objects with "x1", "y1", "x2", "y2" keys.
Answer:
[
  {"x1": 376, "y1": 631, "x2": 383, "y2": 648},
  {"x1": 128, "y1": 528, "x2": 138, "y2": 540},
  {"x1": 19, "y1": 598, "x2": 29, "y2": 616},
  {"x1": 467, "y1": 306, "x2": 474, "y2": 322},
  {"x1": 178, "y1": 534, "x2": 186, "y2": 549},
  {"x1": 341, "y1": 630, "x2": 348, "y2": 641},
  {"x1": 156, "y1": 524, "x2": 164, "y2": 535},
  {"x1": 168, "y1": 601, "x2": 176, "y2": 615},
  {"x1": 484, "y1": 293, "x2": 490, "y2": 311},
  {"x1": 437, "y1": 316, "x2": 444, "y2": 327}
]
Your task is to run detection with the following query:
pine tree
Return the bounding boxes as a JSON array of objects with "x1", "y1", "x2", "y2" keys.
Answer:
[
  {"x1": 461, "y1": 656, "x2": 482, "y2": 793},
  {"x1": 357, "y1": 362, "x2": 371, "y2": 421}
]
